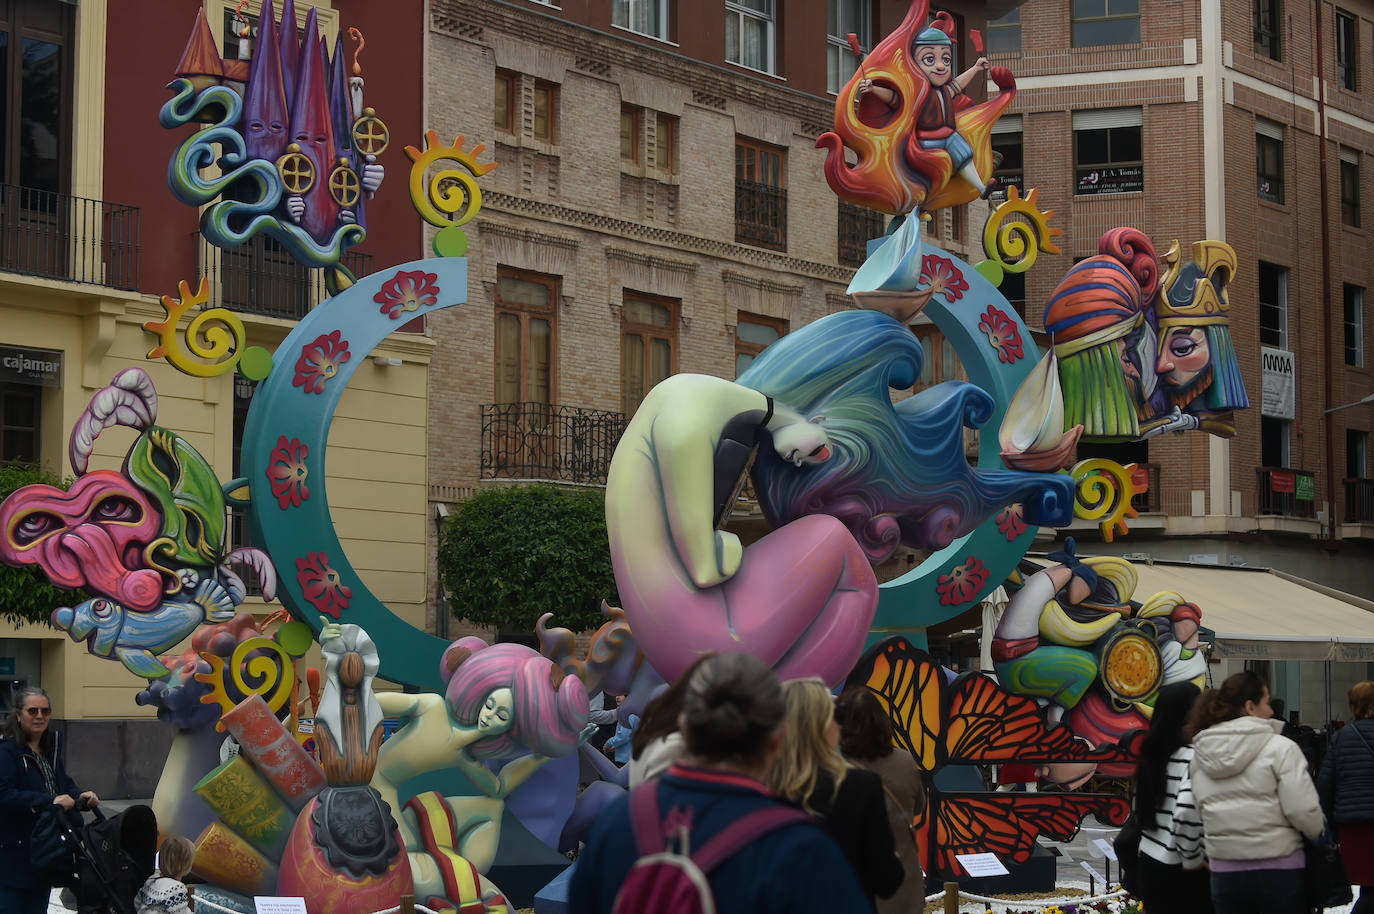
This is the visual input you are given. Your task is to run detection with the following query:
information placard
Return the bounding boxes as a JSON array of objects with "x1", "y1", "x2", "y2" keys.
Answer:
[
  {"x1": 1080, "y1": 860, "x2": 1106, "y2": 884},
  {"x1": 255, "y1": 898, "x2": 308, "y2": 914},
  {"x1": 1093, "y1": 837, "x2": 1118, "y2": 861},
  {"x1": 955, "y1": 852, "x2": 1010, "y2": 877}
]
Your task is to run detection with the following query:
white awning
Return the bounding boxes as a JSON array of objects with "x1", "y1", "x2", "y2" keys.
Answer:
[{"x1": 1027, "y1": 558, "x2": 1374, "y2": 661}]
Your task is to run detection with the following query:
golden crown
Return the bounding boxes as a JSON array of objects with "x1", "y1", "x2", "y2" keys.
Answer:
[{"x1": 1155, "y1": 240, "x2": 1237, "y2": 325}]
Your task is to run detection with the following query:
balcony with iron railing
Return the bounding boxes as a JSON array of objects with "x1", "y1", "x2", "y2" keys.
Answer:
[
  {"x1": 1256, "y1": 467, "x2": 1317, "y2": 519},
  {"x1": 198, "y1": 234, "x2": 372, "y2": 320},
  {"x1": 0, "y1": 184, "x2": 139, "y2": 290},
  {"x1": 480, "y1": 402, "x2": 627, "y2": 485},
  {"x1": 735, "y1": 180, "x2": 787, "y2": 251},
  {"x1": 838, "y1": 200, "x2": 886, "y2": 267},
  {"x1": 1344, "y1": 478, "x2": 1374, "y2": 538}
]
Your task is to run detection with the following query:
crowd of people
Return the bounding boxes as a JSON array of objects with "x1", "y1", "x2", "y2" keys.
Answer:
[
  {"x1": 570, "y1": 653, "x2": 925, "y2": 914},
  {"x1": 8, "y1": 658, "x2": 1372, "y2": 914},
  {"x1": 1130, "y1": 671, "x2": 1374, "y2": 914}
]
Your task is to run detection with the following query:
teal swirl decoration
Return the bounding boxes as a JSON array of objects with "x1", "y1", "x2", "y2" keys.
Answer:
[{"x1": 160, "y1": 78, "x2": 365, "y2": 268}]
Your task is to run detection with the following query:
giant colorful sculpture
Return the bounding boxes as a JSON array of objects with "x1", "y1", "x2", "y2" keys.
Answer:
[
  {"x1": 846, "y1": 637, "x2": 1142, "y2": 880},
  {"x1": 0, "y1": 369, "x2": 277, "y2": 677},
  {"x1": 162, "y1": 0, "x2": 387, "y2": 288},
  {"x1": 371, "y1": 640, "x2": 589, "y2": 911},
  {"x1": 818, "y1": 1, "x2": 1013, "y2": 216},
  {"x1": 0, "y1": 0, "x2": 1248, "y2": 901},
  {"x1": 1036, "y1": 231, "x2": 1248, "y2": 442},
  {"x1": 992, "y1": 540, "x2": 1206, "y2": 773}
]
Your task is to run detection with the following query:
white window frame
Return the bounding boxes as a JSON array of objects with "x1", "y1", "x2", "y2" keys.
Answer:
[
  {"x1": 1350, "y1": 429, "x2": 1369, "y2": 479},
  {"x1": 1346, "y1": 284, "x2": 1365, "y2": 368},
  {"x1": 726, "y1": 0, "x2": 776, "y2": 75},
  {"x1": 1259, "y1": 261, "x2": 1288, "y2": 350},
  {"x1": 826, "y1": 0, "x2": 871, "y2": 94},
  {"x1": 612, "y1": 0, "x2": 670, "y2": 41},
  {"x1": 1256, "y1": 118, "x2": 1286, "y2": 205}
]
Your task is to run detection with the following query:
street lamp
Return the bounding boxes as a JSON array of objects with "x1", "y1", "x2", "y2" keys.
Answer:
[{"x1": 1324, "y1": 392, "x2": 1374, "y2": 414}]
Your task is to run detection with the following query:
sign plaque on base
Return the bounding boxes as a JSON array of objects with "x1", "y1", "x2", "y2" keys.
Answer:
[{"x1": 955, "y1": 852, "x2": 1010, "y2": 878}]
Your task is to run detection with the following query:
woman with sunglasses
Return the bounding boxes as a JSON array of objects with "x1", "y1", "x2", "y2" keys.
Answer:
[{"x1": 0, "y1": 687, "x2": 99, "y2": 914}]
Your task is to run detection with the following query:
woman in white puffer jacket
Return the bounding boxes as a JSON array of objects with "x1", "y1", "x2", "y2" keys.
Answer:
[{"x1": 1187, "y1": 671, "x2": 1326, "y2": 914}]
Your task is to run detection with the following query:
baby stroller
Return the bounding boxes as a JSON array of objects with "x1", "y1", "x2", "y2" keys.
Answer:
[{"x1": 61, "y1": 802, "x2": 158, "y2": 914}]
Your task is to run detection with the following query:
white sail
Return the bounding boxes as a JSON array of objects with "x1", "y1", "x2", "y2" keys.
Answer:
[{"x1": 1000, "y1": 350, "x2": 1066, "y2": 455}]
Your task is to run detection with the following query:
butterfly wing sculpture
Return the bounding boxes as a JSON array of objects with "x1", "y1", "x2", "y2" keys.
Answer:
[{"x1": 847, "y1": 637, "x2": 1141, "y2": 879}]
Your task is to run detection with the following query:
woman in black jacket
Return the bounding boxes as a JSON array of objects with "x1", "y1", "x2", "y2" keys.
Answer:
[
  {"x1": 1318, "y1": 680, "x2": 1374, "y2": 914},
  {"x1": 768, "y1": 677, "x2": 903, "y2": 907},
  {"x1": 0, "y1": 688, "x2": 99, "y2": 914}
]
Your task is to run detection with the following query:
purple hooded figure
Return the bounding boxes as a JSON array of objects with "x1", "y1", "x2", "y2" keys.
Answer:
[
  {"x1": 243, "y1": 0, "x2": 289, "y2": 164},
  {"x1": 327, "y1": 32, "x2": 366, "y2": 230},
  {"x1": 285, "y1": 7, "x2": 340, "y2": 240}
]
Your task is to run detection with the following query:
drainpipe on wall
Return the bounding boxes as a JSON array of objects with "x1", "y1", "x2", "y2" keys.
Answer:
[{"x1": 1316, "y1": 1, "x2": 1338, "y2": 544}]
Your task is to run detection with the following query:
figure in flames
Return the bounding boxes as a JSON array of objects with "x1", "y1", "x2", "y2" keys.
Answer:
[{"x1": 818, "y1": 0, "x2": 1016, "y2": 217}]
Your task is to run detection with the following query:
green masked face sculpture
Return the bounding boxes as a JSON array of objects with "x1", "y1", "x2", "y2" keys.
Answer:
[{"x1": 125, "y1": 427, "x2": 226, "y2": 568}]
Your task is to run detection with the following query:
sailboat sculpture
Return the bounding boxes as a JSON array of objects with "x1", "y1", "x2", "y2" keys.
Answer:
[{"x1": 999, "y1": 350, "x2": 1083, "y2": 471}]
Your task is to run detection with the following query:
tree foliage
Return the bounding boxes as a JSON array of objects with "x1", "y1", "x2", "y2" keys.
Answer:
[
  {"x1": 436, "y1": 483, "x2": 619, "y2": 634},
  {"x1": 0, "y1": 464, "x2": 88, "y2": 627}
]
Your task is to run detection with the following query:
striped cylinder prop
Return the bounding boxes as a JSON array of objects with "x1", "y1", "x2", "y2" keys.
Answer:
[
  {"x1": 193, "y1": 820, "x2": 280, "y2": 896},
  {"x1": 222, "y1": 693, "x2": 327, "y2": 812},
  {"x1": 193, "y1": 755, "x2": 294, "y2": 859}
]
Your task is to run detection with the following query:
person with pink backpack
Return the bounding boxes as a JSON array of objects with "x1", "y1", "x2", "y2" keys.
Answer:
[{"x1": 568, "y1": 653, "x2": 872, "y2": 914}]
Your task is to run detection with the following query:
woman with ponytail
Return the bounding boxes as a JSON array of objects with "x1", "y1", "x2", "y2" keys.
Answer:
[
  {"x1": 1187, "y1": 671, "x2": 1325, "y2": 914},
  {"x1": 1132, "y1": 681, "x2": 1211, "y2": 913}
]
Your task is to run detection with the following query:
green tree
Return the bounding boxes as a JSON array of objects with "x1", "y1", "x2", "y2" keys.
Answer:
[
  {"x1": 0, "y1": 464, "x2": 88, "y2": 627},
  {"x1": 436, "y1": 483, "x2": 619, "y2": 634}
]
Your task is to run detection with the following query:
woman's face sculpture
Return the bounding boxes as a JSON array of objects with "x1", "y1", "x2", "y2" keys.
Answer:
[
  {"x1": 914, "y1": 44, "x2": 953, "y2": 85},
  {"x1": 770, "y1": 419, "x2": 832, "y2": 467},
  {"x1": 477, "y1": 687, "x2": 515, "y2": 736},
  {"x1": 1156, "y1": 327, "x2": 1211, "y2": 391}
]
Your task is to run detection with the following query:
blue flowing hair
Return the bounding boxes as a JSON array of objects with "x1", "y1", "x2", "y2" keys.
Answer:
[{"x1": 737, "y1": 310, "x2": 1072, "y2": 561}]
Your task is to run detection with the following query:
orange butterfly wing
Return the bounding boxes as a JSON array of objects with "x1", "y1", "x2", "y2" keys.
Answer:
[
  {"x1": 848, "y1": 637, "x2": 945, "y2": 771},
  {"x1": 944, "y1": 670, "x2": 1146, "y2": 765},
  {"x1": 919, "y1": 789, "x2": 1132, "y2": 878}
]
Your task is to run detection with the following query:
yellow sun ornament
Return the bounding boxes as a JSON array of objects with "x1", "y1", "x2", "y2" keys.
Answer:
[
  {"x1": 404, "y1": 129, "x2": 498, "y2": 257},
  {"x1": 143, "y1": 277, "x2": 274, "y2": 380},
  {"x1": 974, "y1": 186, "x2": 1065, "y2": 287}
]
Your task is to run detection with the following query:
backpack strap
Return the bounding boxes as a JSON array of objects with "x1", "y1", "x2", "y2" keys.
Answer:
[
  {"x1": 627, "y1": 781, "x2": 667, "y2": 857},
  {"x1": 690, "y1": 805, "x2": 812, "y2": 874}
]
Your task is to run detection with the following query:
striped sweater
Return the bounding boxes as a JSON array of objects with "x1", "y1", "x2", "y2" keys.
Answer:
[{"x1": 1139, "y1": 745, "x2": 1206, "y2": 868}]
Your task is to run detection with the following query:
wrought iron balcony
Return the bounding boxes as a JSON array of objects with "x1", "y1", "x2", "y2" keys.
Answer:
[
  {"x1": 199, "y1": 234, "x2": 372, "y2": 320},
  {"x1": 1256, "y1": 467, "x2": 1316, "y2": 518},
  {"x1": 0, "y1": 184, "x2": 139, "y2": 290},
  {"x1": 1345, "y1": 478, "x2": 1374, "y2": 524},
  {"x1": 838, "y1": 200, "x2": 886, "y2": 267},
  {"x1": 480, "y1": 402, "x2": 627, "y2": 485},
  {"x1": 735, "y1": 179, "x2": 787, "y2": 250}
]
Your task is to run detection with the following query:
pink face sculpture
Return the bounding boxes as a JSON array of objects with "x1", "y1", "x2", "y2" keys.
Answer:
[{"x1": 0, "y1": 470, "x2": 166, "y2": 611}]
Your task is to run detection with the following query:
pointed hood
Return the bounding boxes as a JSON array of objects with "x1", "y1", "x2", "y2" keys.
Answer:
[
  {"x1": 328, "y1": 32, "x2": 355, "y2": 163},
  {"x1": 328, "y1": 31, "x2": 366, "y2": 230},
  {"x1": 278, "y1": 0, "x2": 300, "y2": 109},
  {"x1": 244, "y1": 0, "x2": 289, "y2": 162},
  {"x1": 287, "y1": 6, "x2": 339, "y2": 239}
]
